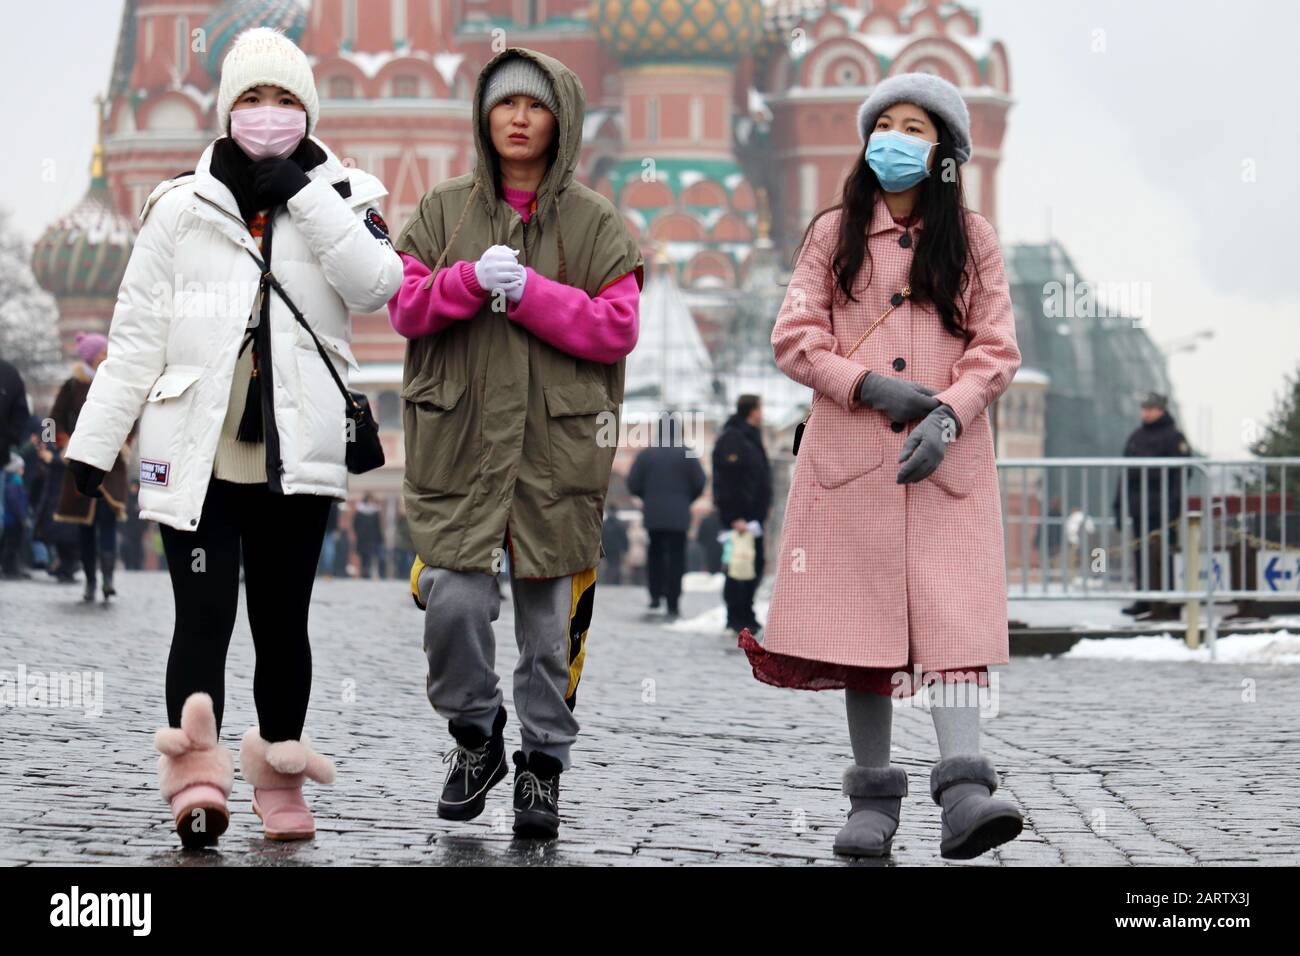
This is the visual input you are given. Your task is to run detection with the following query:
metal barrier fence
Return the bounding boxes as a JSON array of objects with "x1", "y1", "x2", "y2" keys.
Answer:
[{"x1": 997, "y1": 457, "x2": 1300, "y2": 651}]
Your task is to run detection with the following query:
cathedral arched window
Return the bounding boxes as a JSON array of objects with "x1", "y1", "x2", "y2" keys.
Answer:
[{"x1": 328, "y1": 76, "x2": 356, "y2": 100}]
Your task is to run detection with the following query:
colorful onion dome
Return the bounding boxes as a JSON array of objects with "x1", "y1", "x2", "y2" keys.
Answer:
[
  {"x1": 592, "y1": 0, "x2": 765, "y2": 64},
  {"x1": 31, "y1": 142, "x2": 136, "y2": 301},
  {"x1": 201, "y1": 0, "x2": 308, "y2": 78}
]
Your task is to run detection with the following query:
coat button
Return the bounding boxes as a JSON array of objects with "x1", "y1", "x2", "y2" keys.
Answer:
[
  {"x1": 892, "y1": 357, "x2": 906, "y2": 372},
  {"x1": 189, "y1": 519, "x2": 197, "y2": 526},
  {"x1": 891, "y1": 421, "x2": 905, "y2": 433},
  {"x1": 899, "y1": 232, "x2": 912, "y2": 248},
  {"x1": 890, "y1": 292, "x2": 904, "y2": 307}
]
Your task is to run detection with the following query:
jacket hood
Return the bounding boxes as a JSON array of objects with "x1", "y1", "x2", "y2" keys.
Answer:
[{"x1": 471, "y1": 47, "x2": 585, "y2": 231}]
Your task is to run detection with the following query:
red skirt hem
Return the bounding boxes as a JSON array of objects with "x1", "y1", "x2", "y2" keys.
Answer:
[{"x1": 737, "y1": 628, "x2": 989, "y2": 697}]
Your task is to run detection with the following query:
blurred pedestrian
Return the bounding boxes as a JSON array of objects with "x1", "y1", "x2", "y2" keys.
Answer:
[
  {"x1": 352, "y1": 492, "x2": 383, "y2": 578},
  {"x1": 600, "y1": 503, "x2": 627, "y2": 584},
  {"x1": 694, "y1": 509, "x2": 723, "y2": 575},
  {"x1": 0, "y1": 356, "x2": 29, "y2": 506},
  {"x1": 1113, "y1": 392, "x2": 1193, "y2": 620},
  {"x1": 1, "y1": 453, "x2": 29, "y2": 578},
  {"x1": 52, "y1": 333, "x2": 128, "y2": 603},
  {"x1": 627, "y1": 411, "x2": 706, "y2": 621},
  {"x1": 121, "y1": 480, "x2": 145, "y2": 571},
  {"x1": 712, "y1": 394, "x2": 772, "y2": 635}
]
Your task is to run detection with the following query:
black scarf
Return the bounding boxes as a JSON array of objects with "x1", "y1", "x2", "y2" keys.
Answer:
[
  {"x1": 209, "y1": 136, "x2": 326, "y2": 445},
  {"x1": 208, "y1": 135, "x2": 328, "y2": 225}
]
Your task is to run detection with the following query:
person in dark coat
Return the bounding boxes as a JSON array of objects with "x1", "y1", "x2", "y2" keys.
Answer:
[
  {"x1": 1, "y1": 452, "x2": 29, "y2": 578},
  {"x1": 53, "y1": 334, "x2": 130, "y2": 601},
  {"x1": 712, "y1": 394, "x2": 772, "y2": 634},
  {"x1": 0, "y1": 357, "x2": 29, "y2": 474},
  {"x1": 1112, "y1": 392, "x2": 1193, "y2": 618},
  {"x1": 626, "y1": 411, "x2": 706, "y2": 619},
  {"x1": 121, "y1": 481, "x2": 145, "y2": 571},
  {"x1": 18, "y1": 419, "x2": 51, "y2": 570},
  {"x1": 318, "y1": 499, "x2": 339, "y2": 577},
  {"x1": 352, "y1": 493, "x2": 384, "y2": 579},
  {"x1": 600, "y1": 504, "x2": 628, "y2": 585},
  {"x1": 1, "y1": 358, "x2": 30, "y2": 548},
  {"x1": 392, "y1": 506, "x2": 414, "y2": 581},
  {"x1": 332, "y1": 503, "x2": 353, "y2": 578},
  {"x1": 695, "y1": 509, "x2": 724, "y2": 575}
]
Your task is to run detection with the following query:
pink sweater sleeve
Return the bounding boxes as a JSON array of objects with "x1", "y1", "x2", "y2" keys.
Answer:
[
  {"x1": 506, "y1": 267, "x2": 641, "y2": 364},
  {"x1": 387, "y1": 252, "x2": 487, "y2": 339}
]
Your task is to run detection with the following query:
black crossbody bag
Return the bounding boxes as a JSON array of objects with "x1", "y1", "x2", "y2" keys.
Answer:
[{"x1": 244, "y1": 247, "x2": 385, "y2": 475}]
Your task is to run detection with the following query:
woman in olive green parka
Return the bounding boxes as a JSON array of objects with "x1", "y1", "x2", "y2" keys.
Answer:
[{"x1": 389, "y1": 47, "x2": 644, "y2": 838}]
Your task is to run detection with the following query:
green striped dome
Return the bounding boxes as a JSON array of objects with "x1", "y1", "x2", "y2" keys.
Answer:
[
  {"x1": 202, "y1": 0, "x2": 307, "y2": 78},
  {"x1": 31, "y1": 155, "x2": 135, "y2": 302}
]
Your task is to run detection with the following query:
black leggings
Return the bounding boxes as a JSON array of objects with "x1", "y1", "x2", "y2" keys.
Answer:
[{"x1": 160, "y1": 479, "x2": 331, "y2": 742}]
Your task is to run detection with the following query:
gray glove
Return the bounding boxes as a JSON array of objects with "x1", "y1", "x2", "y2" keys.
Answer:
[
  {"x1": 857, "y1": 371, "x2": 940, "y2": 423},
  {"x1": 897, "y1": 404, "x2": 959, "y2": 484}
]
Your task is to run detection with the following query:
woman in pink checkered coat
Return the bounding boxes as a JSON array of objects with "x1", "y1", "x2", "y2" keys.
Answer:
[{"x1": 738, "y1": 73, "x2": 1026, "y2": 861}]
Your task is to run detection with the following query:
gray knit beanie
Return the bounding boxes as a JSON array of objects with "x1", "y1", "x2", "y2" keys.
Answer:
[
  {"x1": 856, "y1": 72, "x2": 972, "y2": 165},
  {"x1": 480, "y1": 56, "x2": 559, "y2": 130}
]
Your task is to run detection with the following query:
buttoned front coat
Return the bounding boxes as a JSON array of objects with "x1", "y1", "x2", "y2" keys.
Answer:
[{"x1": 761, "y1": 195, "x2": 1021, "y2": 672}]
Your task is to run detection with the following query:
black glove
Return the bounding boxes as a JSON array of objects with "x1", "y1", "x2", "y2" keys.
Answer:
[
  {"x1": 250, "y1": 158, "x2": 311, "y2": 208},
  {"x1": 67, "y1": 459, "x2": 105, "y2": 499}
]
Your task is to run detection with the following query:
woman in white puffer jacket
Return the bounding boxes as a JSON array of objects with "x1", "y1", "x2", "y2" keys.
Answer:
[{"x1": 65, "y1": 28, "x2": 401, "y2": 847}]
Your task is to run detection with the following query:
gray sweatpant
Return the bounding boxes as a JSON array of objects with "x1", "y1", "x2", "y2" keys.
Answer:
[{"x1": 417, "y1": 560, "x2": 597, "y2": 771}]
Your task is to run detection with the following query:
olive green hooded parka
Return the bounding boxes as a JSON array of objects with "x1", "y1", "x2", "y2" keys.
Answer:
[{"x1": 395, "y1": 47, "x2": 644, "y2": 579}]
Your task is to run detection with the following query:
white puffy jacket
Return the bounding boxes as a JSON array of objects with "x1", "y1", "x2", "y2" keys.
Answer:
[{"x1": 65, "y1": 137, "x2": 402, "y2": 532}]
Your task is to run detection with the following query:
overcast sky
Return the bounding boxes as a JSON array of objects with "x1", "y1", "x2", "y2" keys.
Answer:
[{"x1": 1, "y1": 0, "x2": 1295, "y2": 457}]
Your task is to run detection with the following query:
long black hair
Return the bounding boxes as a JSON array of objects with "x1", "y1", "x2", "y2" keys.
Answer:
[{"x1": 789, "y1": 111, "x2": 979, "y2": 340}]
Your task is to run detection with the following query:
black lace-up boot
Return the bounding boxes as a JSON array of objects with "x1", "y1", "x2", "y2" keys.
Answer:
[
  {"x1": 511, "y1": 750, "x2": 561, "y2": 838},
  {"x1": 436, "y1": 706, "x2": 507, "y2": 821}
]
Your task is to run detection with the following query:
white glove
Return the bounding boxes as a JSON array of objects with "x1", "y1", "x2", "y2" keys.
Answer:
[
  {"x1": 504, "y1": 264, "x2": 528, "y2": 304},
  {"x1": 474, "y1": 245, "x2": 524, "y2": 293}
]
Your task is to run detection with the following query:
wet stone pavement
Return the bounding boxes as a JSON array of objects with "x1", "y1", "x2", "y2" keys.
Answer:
[{"x1": 2, "y1": 571, "x2": 1298, "y2": 866}]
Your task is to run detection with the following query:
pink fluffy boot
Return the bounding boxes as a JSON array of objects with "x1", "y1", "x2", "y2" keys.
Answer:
[
  {"x1": 239, "y1": 728, "x2": 336, "y2": 841},
  {"x1": 154, "y1": 692, "x2": 234, "y2": 849}
]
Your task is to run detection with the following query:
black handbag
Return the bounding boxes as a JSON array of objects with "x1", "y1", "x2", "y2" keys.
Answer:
[
  {"x1": 248, "y1": 252, "x2": 386, "y2": 475},
  {"x1": 792, "y1": 284, "x2": 910, "y2": 456}
]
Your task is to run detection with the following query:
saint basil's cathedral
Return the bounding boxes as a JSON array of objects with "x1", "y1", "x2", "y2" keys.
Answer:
[{"x1": 30, "y1": 0, "x2": 1175, "y2": 537}]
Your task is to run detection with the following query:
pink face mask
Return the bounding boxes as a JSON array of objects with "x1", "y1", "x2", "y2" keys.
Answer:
[{"x1": 229, "y1": 105, "x2": 307, "y2": 160}]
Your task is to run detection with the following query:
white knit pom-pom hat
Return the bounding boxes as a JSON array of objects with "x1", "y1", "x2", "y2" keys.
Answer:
[{"x1": 216, "y1": 27, "x2": 319, "y2": 136}]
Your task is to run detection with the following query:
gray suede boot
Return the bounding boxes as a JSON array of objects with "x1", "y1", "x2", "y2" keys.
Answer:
[
  {"x1": 929, "y1": 754, "x2": 1023, "y2": 859},
  {"x1": 832, "y1": 764, "x2": 908, "y2": 858}
]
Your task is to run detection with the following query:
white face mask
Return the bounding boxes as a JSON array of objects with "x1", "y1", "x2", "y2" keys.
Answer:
[{"x1": 230, "y1": 105, "x2": 306, "y2": 160}]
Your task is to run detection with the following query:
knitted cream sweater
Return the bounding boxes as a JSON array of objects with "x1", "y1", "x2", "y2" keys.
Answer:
[{"x1": 212, "y1": 211, "x2": 268, "y2": 483}]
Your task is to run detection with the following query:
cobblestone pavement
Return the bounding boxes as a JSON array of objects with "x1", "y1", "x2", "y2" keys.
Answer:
[{"x1": 2, "y1": 571, "x2": 1297, "y2": 866}]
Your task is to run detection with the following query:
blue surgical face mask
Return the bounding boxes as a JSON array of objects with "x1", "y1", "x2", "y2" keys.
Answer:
[{"x1": 865, "y1": 129, "x2": 936, "y2": 192}]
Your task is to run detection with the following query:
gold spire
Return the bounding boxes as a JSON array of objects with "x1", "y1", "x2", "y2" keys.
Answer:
[{"x1": 90, "y1": 94, "x2": 107, "y2": 186}]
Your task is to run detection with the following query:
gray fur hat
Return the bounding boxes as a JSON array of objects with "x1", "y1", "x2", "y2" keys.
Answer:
[
  {"x1": 480, "y1": 55, "x2": 559, "y2": 128},
  {"x1": 856, "y1": 72, "x2": 972, "y2": 165}
]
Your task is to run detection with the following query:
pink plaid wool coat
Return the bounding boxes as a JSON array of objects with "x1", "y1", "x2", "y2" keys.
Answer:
[{"x1": 761, "y1": 195, "x2": 1021, "y2": 673}]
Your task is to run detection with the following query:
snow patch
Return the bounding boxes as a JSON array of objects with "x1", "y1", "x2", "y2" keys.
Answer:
[{"x1": 1062, "y1": 631, "x2": 1300, "y2": 665}]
